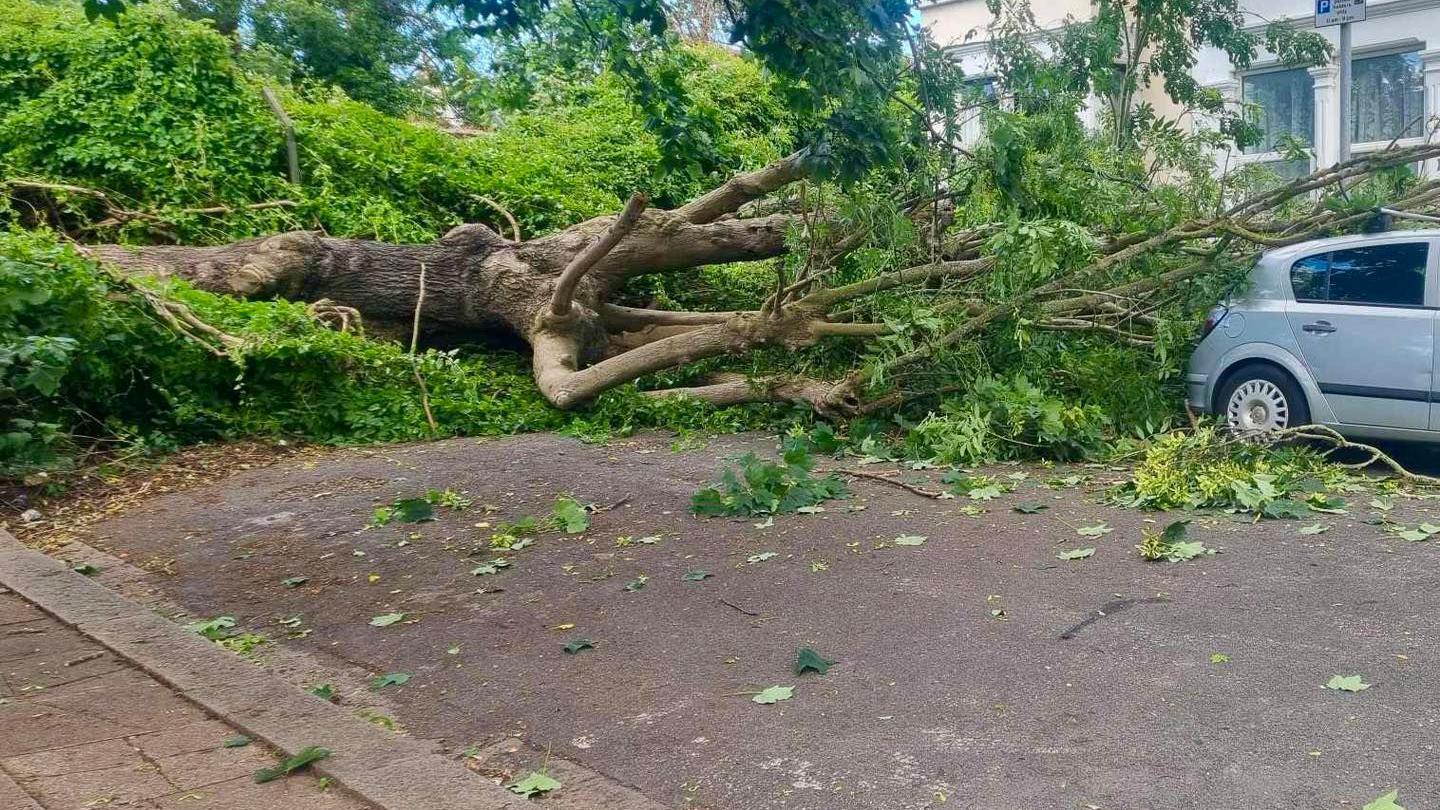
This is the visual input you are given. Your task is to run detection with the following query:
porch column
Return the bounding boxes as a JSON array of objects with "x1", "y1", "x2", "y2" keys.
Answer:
[
  {"x1": 1309, "y1": 64, "x2": 1340, "y2": 169},
  {"x1": 1421, "y1": 48, "x2": 1440, "y2": 176}
]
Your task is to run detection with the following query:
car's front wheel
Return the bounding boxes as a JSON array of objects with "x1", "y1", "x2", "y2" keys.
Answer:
[{"x1": 1216, "y1": 364, "x2": 1310, "y2": 435}]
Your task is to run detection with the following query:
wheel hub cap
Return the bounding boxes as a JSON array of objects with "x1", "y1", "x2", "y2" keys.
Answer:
[{"x1": 1227, "y1": 379, "x2": 1289, "y2": 433}]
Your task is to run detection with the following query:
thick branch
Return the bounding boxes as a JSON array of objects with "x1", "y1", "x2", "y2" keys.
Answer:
[
  {"x1": 676, "y1": 150, "x2": 808, "y2": 224},
  {"x1": 550, "y1": 192, "x2": 647, "y2": 315}
]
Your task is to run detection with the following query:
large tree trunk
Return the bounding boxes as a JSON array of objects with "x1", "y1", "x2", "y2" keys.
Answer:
[{"x1": 80, "y1": 142, "x2": 1440, "y2": 415}]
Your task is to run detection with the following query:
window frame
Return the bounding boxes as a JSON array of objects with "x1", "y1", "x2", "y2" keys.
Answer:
[
  {"x1": 1350, "y1": 45, "x2": 1426, "y2": 147},
  {"x1": 1288, "y1": 241, "x2": 1434, "y2": 310},
  {"x1": 1240, "y1": 65, "x2": 1316, "y2": 157}
]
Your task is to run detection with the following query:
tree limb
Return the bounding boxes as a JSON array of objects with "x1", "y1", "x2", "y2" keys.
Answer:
[
  {"x1": 676, "y1": 150, "x2": 808, "y2": 224},
  {"x1": 550, "y1": 192, "x2": 648, "y2": 316}
]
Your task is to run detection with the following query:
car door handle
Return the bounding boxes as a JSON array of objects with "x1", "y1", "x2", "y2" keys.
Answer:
[{"x1": 1302, "y1": 320, "x2": 1337, "y2": 334}]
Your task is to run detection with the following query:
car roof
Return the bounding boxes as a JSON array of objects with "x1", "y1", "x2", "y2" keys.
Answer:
[{"x1": 1263, "y1": 228, "x2": 1440, "y2": 263}]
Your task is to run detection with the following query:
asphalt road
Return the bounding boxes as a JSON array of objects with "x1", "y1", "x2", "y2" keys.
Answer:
[{"x1": 71, "y1": 433, "x2": 1440, "y2": 810}]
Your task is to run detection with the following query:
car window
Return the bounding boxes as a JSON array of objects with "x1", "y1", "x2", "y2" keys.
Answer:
[
  {"x1": 1289, "y1": 242, "x2": 1428, "y2": 306},
  {"x1": 1290, "y1": 254, "x2": 1328, "y2": 300}
]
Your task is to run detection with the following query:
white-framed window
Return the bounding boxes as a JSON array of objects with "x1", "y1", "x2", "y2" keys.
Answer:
[
  {"x1": 1242, "y1": 67, "x2": 1314, "y2": 154},
  {"x1": 1351, "y1": 48, "x2": 1424, "y2": 144}
]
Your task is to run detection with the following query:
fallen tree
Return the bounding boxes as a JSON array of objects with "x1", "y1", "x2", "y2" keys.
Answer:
[{"x1": 80, "y1": 141, "x2": 1440, "y2": 416}]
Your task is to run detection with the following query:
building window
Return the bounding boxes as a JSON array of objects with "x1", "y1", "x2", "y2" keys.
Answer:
[
  {"x1": 1352, "y1": 50, "x2": 1424, "y2": 144},
  {"x1": 1242, "y1": 68, "x2": 1314, "y2": 154}
]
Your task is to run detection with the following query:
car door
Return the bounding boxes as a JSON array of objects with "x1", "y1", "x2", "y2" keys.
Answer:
[{"x1": 1285, "y1": 240, "x2": 1435, "y2": 430}]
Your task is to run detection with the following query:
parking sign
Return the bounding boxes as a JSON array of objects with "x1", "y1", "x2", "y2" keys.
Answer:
[{"x1": 1315, "y1": 0, "x2": 1365, "y2": 26}]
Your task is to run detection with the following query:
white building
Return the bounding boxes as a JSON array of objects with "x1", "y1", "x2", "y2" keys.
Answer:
[{"x1": 921, "y1": 0, "x2": 1440, "y2": 176}]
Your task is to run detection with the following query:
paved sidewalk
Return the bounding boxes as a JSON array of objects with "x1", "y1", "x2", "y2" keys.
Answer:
[{"x1": 0, "y1": 587, "x2": 372, "y2": 810}]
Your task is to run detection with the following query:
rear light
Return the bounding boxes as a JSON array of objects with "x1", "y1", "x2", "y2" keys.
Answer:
[{"x1": 1201, "y1": 305, "x2": 1228, "y2": 339}]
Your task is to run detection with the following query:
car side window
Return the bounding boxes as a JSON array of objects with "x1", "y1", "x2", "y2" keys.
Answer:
[
  {"x1": 1289, "y1": 242, "x2": 1428, "y2": 306},
  {"x1": 1290, "y1": 254, "x2": 1328, "y2": 301}
]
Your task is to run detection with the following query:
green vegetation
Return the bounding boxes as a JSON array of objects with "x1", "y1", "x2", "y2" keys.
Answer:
[
  {"x1": 1114, "y1": 427, "x2": 1354, "y2": 517},
  {"x1": 0, "y1": 230, "x2": 775, "y2": 478},
  {"x1": 691, "y1": 441, "x2": 849, "y2": 517}
]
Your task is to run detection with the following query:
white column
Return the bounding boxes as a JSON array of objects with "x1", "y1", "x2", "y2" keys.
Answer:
[
  {"x1": 1309, "y1": 64, "x2": 1340, "y2": 169},
  {"x1": 1201, "y1": 79, "x2": 1240, "y2": 175},
  {"x1": 1421, "y1": 48, "x2": 1440, "y2": 177}
]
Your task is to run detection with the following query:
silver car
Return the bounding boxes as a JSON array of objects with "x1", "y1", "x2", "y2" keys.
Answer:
[{"x1": 1188, "y1": 229, "x2": 1440, "y2": 442}]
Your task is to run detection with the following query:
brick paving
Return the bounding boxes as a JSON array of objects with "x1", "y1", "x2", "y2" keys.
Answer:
[{"x1": 0, "y1": 588, "x2": 374, "y2": 810}]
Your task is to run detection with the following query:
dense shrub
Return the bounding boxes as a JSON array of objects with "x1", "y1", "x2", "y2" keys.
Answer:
[{"x1": 0, "y1": 1, "x2": 794, "y2": 244}]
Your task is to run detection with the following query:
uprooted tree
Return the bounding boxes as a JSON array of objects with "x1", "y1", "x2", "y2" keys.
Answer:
[{"x1": 84, "y1": 139, "x2": 1440, "y2": 416}]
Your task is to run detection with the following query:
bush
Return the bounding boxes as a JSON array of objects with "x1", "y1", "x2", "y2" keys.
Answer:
[{"x1": 0, "y1": 2, "x2": 794, "y2": 245}]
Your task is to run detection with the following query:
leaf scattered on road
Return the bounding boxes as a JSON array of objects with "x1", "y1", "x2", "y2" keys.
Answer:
[
  {"x1": 752, "y1": 685, "x2": 794, "y2": 704},
  {"x1": 1298, "y1": 523, "x2": 1329, "y2": 535},
  {"x1": 793, "y1": 647, "x2": 836, "y2": 676},
  {"x1": 1013, "y1": 501, "x2": 1048, "y2": 514},
  {"x1": 280, "y1": 576, "x2": 308, "y2": 588},
  {"x1": 623, "y1": 575, "x2": 648, "y2": 592},
  {"x1": 892, "y1": 535, "x2": 927, "y2": 546},
  {"x1": 370, "y1": 672, "x2": 410, "y2": 690},
  {"x1": 369, "y1": 612, "x2": 405, "y2": 627},
  {"x1": 507, "y1": 772, "x2": 562, "y2": 798},
  {"x1": 1076, "y1": 523, "x2": 1112, "y2": 537},
  {"x1": 563, "y1": 638, "x2": 594, "y2": 654},
  {"x1": 254, "y1": 746, "x2": 329, "y2": 784},
  {"x1": 682, "y1": 570, "x2": 711, "y2": 581},
  {"x1": 1056, "y1": 547, "x2": 1095, "y2": 561},
  {"x1": 747, "y1": 552, "x2": 778, "y2": 564},
  {"x1": 553, "y1": 497, "x2": 590, "y2": 534},
  {"x1": 1325, "y1": 674, "x2": 1370, "y2": 692},
  {"x1": 1364, "y1": 790, "x2": 1405, "y2": 810},
  {"x1": 223, "y1": 735, "x2": 251, "y2": 748},
  {"x1": 1210, "y1": 653, "x2": 1230, "y2": 664}
]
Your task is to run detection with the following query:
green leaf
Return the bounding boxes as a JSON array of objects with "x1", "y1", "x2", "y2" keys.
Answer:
[
  {"x1": 391, "y1": 498, "x2": 435, "y2": 523},
  {"x1": 1325, "y1": 674, "x2": 1370, "y2": 692},
  {"x1": 1369, "y1": 497, "x2": 1395, "y2": 512},
  {"x1": 370, "y1": 672, "x2": 410, "y2": 690},
  {"x1": 254, "y1": 746, "x2": 329, "y2": 784},
  {"x1": 1297, "y1": 523, "x2": 1329, "y2": 535},
  {"x1": 623, "y1": 576, "x2": 647, "y2": 592},
  {"x1": 682, "y1": 570, "x2": 711, "y2": 581},
  {"x1": 1076, "y1": 523, "x2": 1112, "y2": 537},
  {"x1": 369, "y1": 612, "x2": 405, "y2": 627},
  {"x1": 793, "y1": 647, "x2": 836, "y2": 676},
  {"x1": 1261, "y1": 499, "x2": 1309, "y2": 520},
  {"x1": 752, "y1": 685, "x2": 793, "y2": 704},
  {"x1": 552, "y1": 497, "x2": 590, "y2": 534},
  {"x1": 281, "y1": 576, "x2": 309, "y2": 588},
  {"x1": 471, "y1": 559, "x2": 511, "y2": 576},
  {"x1": 507, "y1": 772, "x2": 562, "y2": 798},
  {"x1": 968, "y1": 485, "x2": 1004, "y2": 501},
  {"x1": 184, "y1": 616, "x2": 237, "y2": 640},
  {"x1": 1013, "y1": 501, "x2": 1048, "y2": 514},
  {"x1": 563, "y1": 637, "x2": 594, "y2": 654},
  {"x1": 1056, "y1": 547, "x2": 1095, "y2": 561},
  {"x1": 70, "y1": 563, "x2": 98, "y2": 576},
  {"x1": 1210, "y1": 653, "x2": 1230, "y2": 664},
  {"x1": 892, "y1": 534, "x2": 927, "y2": 546},
  {"x1": 1364, "y1": 790, "x2": 1405, "y2": 810},
  {"x1": 747, "y1": 551, "x2": 777, "y2": 563},
  {"x1": 310, "y1": 684, "x2": 335, "y2": 701},
  {"x1": 223, "y1": 735, "x2": 252, "y2": 748}
]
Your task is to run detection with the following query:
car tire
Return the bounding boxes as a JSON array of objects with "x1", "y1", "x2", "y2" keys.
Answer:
[{"x1": 1215, "y1": 363, "x2": 1310, "y2": 435}]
